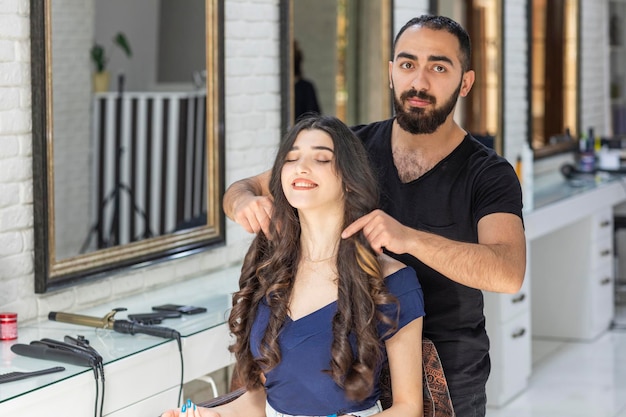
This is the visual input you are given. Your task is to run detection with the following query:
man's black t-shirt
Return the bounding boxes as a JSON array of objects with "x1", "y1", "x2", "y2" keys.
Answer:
[{"x1": 352, "y1": 118, "x2": 523, "y2": 398}]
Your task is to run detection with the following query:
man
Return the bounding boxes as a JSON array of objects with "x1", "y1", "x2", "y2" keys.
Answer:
[
  {"x1": 293, "y1": 40, "x2": 321, "y2": 120},
  {"x1": 223, "y1": 15, "x2": 526, "y2": 416}
]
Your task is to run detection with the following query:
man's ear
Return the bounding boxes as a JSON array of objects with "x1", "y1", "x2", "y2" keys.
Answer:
[
  {"x1": 459, "y1": 70, "x2": 475, "y2": 97},
  {"x1": 388, "y1": 61, "x2": 393, "y2": 89}
]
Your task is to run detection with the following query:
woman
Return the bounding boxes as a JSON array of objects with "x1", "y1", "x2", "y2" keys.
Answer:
[{"x1": 162, "y1": 115, "x2": 424, "y2": 417}]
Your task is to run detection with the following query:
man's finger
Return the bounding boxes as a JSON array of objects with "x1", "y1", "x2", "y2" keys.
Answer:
[
  {"x1": 258, "y1": 212, "x2": 271, "y2": 236},
  {"x1": 341, "y1": 211, "x2": 375, "y2": 239}
]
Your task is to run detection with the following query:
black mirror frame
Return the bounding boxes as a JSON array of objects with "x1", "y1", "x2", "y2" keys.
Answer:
[{"x1": 30, "y1": 0, "x2": 226, "y2": 293}]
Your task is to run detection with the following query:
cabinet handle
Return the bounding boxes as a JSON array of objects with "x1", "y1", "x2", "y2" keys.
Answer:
[
  {"x1": 511, "y1": 328, "x2": 526, "y2": 339},
  {"x1": 601, "y1": 277, "x2": 612, "y2": 285},
  {"x1": 600, "y1": 220, "x2": 611, "y2": 228},
  {"x1": 511, "y1": 293, "x2": 526, "y2": 304},
  {"x1": 600, "y1": 249, "x2": 612, "y2": 257}
]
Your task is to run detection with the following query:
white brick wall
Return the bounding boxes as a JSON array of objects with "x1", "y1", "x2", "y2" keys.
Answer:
[
  {"x1": 0, "y1": 0, "x2": 34, "y2": 317},
  {"x1": 580, "y1": 0, "x2": 612, "y2": 136},
  {"x1": 0, "y1": 0, "x2": 616, "y2": 322},
  {"x1": 503, "y1": 0, "x2": 528, "y2": 163}
]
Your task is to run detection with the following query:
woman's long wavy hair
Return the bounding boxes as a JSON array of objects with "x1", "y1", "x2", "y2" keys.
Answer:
[{"x1": 228, "y1": 115, "x2": 398, "y2": 401}]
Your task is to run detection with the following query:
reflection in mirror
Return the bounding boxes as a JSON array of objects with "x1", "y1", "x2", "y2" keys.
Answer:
[
  {"x1": 530, "y1": 0, "x2": 579, "y2": 153},
  {"x1": 288, "y1": 0, "x2": 392, "y2": 127},
  {"x1": 436, "y1": 0, "x2": 503, "y2": 154},
  {"x1": 31, "y1": 0, "x2": 224, "y2": 292}
]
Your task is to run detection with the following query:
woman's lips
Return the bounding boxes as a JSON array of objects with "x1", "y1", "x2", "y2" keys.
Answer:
[{"x1": 292, "y1": 179, "x2": 318, "y2": 190}]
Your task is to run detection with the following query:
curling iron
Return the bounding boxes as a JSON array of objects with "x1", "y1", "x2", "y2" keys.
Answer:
[
  {"x1": 48, "y1": 308, "x2": 185, "y2": 408},
  {"x1": 48, "y1": 307, "x2": 181, "y2": 342}
]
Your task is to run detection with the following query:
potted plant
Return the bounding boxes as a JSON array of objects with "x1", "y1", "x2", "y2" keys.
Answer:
[{"x1": 91, "y1": 32, "x2": 132, "y2": 92}]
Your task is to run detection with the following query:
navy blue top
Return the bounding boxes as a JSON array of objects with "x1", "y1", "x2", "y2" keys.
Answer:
[{"x1": 250, "y1": 266, "x2": 425, "y2": 416}]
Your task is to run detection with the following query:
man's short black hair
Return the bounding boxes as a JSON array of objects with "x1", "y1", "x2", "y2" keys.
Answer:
[{"x1": 393, "y1": 15, "x2": 472, "y2": 72}]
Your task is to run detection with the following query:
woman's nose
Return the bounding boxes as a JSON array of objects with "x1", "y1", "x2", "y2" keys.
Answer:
[{"x1": 295, "y1": 158, "x2": 310, "y2": 173}]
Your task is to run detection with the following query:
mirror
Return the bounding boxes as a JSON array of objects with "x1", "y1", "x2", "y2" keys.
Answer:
[
  {"x1": 281, "y1": 0, "x2": 393, "y2": 131},
  {"x1": 282, "y1": 0, "x2": 503, "y2": 153},
  {"x1": 529, "y1": 0, "x2": 579, "y2": 155},
  {"x1": 435, "y1": 0, "x2": 503, "y2": 154},
  {"x1": 31, "y1": 0, "x2": 225, "y2": 293}
]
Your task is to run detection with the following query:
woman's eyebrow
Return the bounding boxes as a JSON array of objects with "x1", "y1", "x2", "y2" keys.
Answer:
[
  {"x1": 311, "y1": 145, "x2": 334, "y2": 153},
  {"x1": 288, "y1": 145, "x2": 334, "y2": 153}
]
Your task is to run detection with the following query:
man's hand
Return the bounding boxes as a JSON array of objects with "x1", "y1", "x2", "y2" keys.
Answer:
[
  {"x1": 344, "y1": 209, "x2": 526, "y2": 293},
  {"x1": 223, "y1": 171, "x2": 273, "y2": 235},
  {"x1": 341, "y1": 209, "x2": 415, "y2": 255},
  {"x1": 231, "y1": 194, "x2": 273, "y2": 235}
]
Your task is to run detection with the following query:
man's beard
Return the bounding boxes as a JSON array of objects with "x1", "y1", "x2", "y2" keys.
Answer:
[{"x1": 393, "y1": 81, "x2": 462, "y2": 134}]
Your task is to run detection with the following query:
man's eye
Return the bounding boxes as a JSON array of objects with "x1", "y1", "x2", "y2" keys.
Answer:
[
  {"x1": 400, "y1": 62, "x2": 413, "y2": 69},
  {"x1": 433, "y1": 65, "x2": 446, "y2": 73}
]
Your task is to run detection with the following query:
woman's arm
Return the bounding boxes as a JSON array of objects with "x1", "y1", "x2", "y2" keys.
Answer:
[{"x1": 376, "y1": 318, "x2": 424, "y2": 417}]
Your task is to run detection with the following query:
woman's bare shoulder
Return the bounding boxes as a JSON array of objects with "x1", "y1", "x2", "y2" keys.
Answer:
[{"x1": 378, "y1": 253, "x2": 407, "y2": 278}]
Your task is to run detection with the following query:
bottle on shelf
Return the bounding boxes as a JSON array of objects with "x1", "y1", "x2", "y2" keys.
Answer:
[{"x1": 579, "y1": 128, "x2": 596, "y2": 173}]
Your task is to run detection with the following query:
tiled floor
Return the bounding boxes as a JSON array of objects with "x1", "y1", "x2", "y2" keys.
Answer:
[{"x1": 486, "y1": 304, "x2": 626, "y2": 417}]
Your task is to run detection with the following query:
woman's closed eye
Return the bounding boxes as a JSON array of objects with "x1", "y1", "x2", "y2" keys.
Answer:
[{"x1": 284, "y1": 153, "x2": 333, "y2": 164}]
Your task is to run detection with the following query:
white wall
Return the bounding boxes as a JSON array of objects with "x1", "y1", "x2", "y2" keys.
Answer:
[
  {"x1": 580, "y1": 0, "x2": 612, "y2": 137},
  {"x1": 503, "y1": 0, "x2": 528, "y2": 163},
  {"x1": 95, "y1": 0, "x2": 160, "y2": 92},
  {"x1": 0, "y1": 0, "x2": 615, "y2": 322}
]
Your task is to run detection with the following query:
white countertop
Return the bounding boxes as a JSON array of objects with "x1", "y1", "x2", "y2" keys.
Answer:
[
  {"x1": 0, "y1": 264, "x2": 240, "y2": 411},
  {"x1": 525, "y1": 172, "x2": 626, "y2": 240}
]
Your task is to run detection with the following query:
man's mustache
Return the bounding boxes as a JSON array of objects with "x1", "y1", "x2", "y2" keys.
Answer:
[{"x1": 400, "y1": 89, "x2": 435, "y2": 104}]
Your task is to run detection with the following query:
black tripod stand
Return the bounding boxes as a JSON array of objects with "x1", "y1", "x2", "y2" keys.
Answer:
[{"x1": 81, "y1": 74, "x2": 152, "y2": 253}]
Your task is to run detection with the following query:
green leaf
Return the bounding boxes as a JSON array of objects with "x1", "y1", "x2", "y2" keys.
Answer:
[{"x1": 113, "y1": 32, "x2": 132, "y2": 58}]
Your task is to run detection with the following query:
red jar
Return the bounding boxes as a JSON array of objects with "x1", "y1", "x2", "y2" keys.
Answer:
[{"x1": 0, "y1": 312, "x2": 18, "y2": 341}]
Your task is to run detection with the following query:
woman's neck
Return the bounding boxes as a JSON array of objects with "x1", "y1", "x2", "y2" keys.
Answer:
[{"x1": 298, "y1": 211, "x2": 343, "y2": 262}]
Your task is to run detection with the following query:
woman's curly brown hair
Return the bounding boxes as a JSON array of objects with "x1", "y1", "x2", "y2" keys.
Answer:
[{"x1": 228, "y1": 115, "x2": 398, "y2": 401}]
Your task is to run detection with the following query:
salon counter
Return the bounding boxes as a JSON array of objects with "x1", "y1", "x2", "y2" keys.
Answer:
[
  {"x1": 0, "y1": 265, "x2": 240, "y2": 417},
  {"x1": 485, "y1": 171, "x2": 626, "y2": 407}
]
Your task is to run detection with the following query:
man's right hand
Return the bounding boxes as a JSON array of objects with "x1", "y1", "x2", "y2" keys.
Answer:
[
  {"x1": 231, "y1": 194, "x2": 273, "y2": 235},
  {"x1": 223, "y1": 170, "x2": 273, "y2": 235}
]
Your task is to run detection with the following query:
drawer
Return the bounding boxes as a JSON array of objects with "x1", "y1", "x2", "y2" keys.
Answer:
[
  {"x1": 106, "y1": 387, "x2": 178, "y2": 417},
  {"x1": 591, "y1": 208, "x2": 614, "y2": 241},
  {"x1": 590, "y1": 236, "x2": 613, "y2": 271},
  {"x1": 484, "y1": 276, "x2": 529, "y2": 324},
  {"x1": 486, "y1": 312, "x2": 531, "y2": 407},
  {"x1": 590, "y1": 263, "x2": 615, "y2": 338}
]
